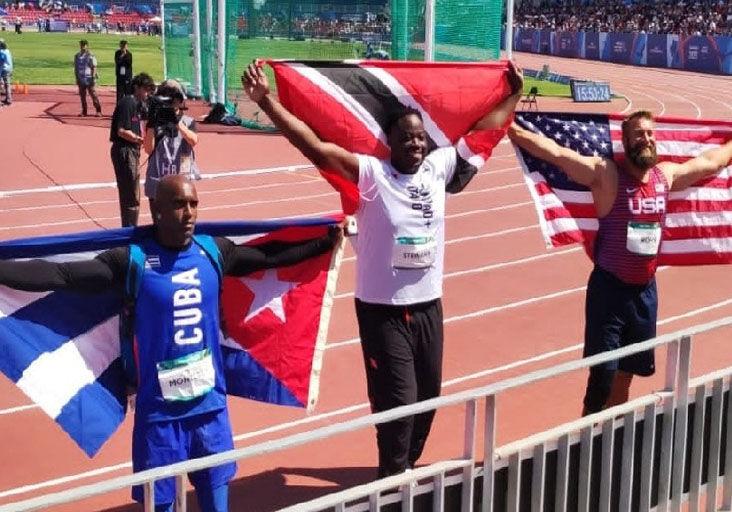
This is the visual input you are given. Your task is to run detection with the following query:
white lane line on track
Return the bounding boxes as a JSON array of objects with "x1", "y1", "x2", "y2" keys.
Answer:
[
  {"x1": 3, "y1": 296, "x2": 731, "y2": 500},
  {"x1": 0, "y1": 164, "x2": 519, "y2": 213},
  {"x1": 0, "y1": 177, "x2": 530, "y2": 231},
  {"x1": 0, "y1": 177, "x2": 330, "y2": 213},
  {"x1": 0, "y1": 464, "x2": 134, "y2": 500},
  {"x1": 334, "y1": 245, "x2": 581, "y2": 300},
  {"x1": 0, "y1": 404, "x2": 37, "y2": 416},
  {"x1": 0, "y1": 164, "x2": 316, "y2": 198},
  {"x1": 340, "y1": 222, "x2": 542, "y2": 264},
  {"x1": 665, "y1": 90, "x2": 702, "y2": 119},
  {"x1": 680, "y1": 90, "x2": 732, "y2": 114},
  {"x1": 623, "y1": 86, "x2": 666, "y2": 117}
]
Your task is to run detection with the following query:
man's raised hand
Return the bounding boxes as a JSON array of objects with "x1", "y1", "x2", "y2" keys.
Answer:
[
  {"x1": 507, "y1": 60, "x2": 524, "y2": 96},
  {"x1": 242, "y1": 60, "x2": 270, "y2": 103}
]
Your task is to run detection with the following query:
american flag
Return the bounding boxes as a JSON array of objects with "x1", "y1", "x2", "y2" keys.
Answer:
[{"x1": 513, "y1": 112, "x2": 732, "y2": 265}]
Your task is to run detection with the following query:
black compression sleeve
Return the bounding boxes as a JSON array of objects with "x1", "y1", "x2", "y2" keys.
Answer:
[
  {"x1": 217, "y1": 235, "x2": 335, "y2": 277},
  {"x1": 0, "y1": 247, "x2": 127, "y2": 292}
]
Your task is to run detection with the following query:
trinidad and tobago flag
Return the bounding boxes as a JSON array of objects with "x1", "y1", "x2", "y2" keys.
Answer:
[
  {"x1": 269, "y1": 60, "x2": 514, "y2": 213},
  {"x1": 0, "y1": 218, "x2": 343, "y2": 456}
]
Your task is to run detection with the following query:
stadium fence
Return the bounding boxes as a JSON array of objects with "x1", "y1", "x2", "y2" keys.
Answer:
[
  {"x1": 509, "y1": 28, "x2": 732, "y2": 76},
  {"x1": 161, "y1": 0, "x2": 505, "y2": 128},
  {"x1": 2, "y1": 316, "x2": 732, "y2": 511}
]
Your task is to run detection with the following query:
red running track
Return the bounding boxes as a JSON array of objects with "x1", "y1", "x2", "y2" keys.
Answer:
[{"x1": 0, "y1": 54, "x2": 731, "y2": 511}]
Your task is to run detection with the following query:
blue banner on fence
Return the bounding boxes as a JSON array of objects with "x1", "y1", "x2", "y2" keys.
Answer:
[
  {"x1": 554, "y1": 31, "x2": 582, "y2": 58},
  {"x1": 601, "y1": 32, "x2": 637, "y2": 63},
  {"x1": 539, "y1": 30, "x2": 552, "y2": 54},
  {"x1": 646, "y1": 34, "x2": 669, "y2": 68},
  {"x1": 677, "y1": 35, "x2": 723, "y2": 73},
  {"x1": 516, "y1": 28, "x2": 540, "y2": 53},
  {"x1": 584, "y1": 31, "x2": 600, "y2": 60},
  {"x1": 720, "y1": 36, "x2": 732, "y2": 74},
  {"x1": 510, "y1": 29, "x2": 730, "y2": 75}
]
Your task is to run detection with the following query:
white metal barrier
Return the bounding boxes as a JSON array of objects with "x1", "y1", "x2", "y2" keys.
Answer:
[{"x1": 2, "y1": 316, "x2": 732, "y2": 512}]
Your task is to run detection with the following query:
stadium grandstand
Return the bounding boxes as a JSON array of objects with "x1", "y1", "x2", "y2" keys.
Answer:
[
  {"x1": 514, "y1": 0, "x2": 732, "y2": 35},
  {"x1": 0, "y1": 0, "x2": 159, "y2": 32},
  {"x1": 234, "y1": 0, "x2": 389, "y2": 41}
]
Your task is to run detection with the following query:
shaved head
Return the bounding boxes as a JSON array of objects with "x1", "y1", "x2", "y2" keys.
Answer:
[
  {"x1": 152, "y1": 175, "x2": 199, "y2": 248},
  {"x1": 156, "y1": 174, "x2": 195, "y2": 201}
]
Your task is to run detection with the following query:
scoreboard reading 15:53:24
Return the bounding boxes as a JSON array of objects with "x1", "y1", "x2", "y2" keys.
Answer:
[{"x1": 570, "y1": 80, "x2": 612, "y2": 102}]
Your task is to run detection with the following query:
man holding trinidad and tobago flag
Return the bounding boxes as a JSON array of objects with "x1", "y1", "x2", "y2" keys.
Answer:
[{"x1": 243, "y1": 58, "x2": 524, "y2": 478}]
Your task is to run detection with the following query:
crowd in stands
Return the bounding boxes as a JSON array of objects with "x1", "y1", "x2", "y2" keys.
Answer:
[
  {"x1": 244, "y1": 11, "x2": 389, "y2": 40},
  {"x1": 0, "y1": 0, "x2": 159, "y2": 33},
  {"x1": 514, "y1": 0, "x2": 732, "y2": 35}
]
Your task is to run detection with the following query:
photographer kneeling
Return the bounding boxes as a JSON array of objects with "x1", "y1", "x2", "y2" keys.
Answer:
[{"x1": 143, "y1": 80, "x2": 200, "y2": 204}]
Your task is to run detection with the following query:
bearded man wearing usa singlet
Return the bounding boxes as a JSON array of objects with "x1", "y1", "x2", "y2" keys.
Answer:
[{"x1": 508, "y1": 110, "x2": 732, "y2": 415}]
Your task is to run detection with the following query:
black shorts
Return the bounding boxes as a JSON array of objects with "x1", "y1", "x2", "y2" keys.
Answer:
[{"x1": 584, "y1": 267, "x2": 657, "y2": 377}]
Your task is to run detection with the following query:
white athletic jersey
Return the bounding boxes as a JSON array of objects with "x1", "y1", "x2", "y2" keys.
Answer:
[{"x1": 354, "y1": 147, "x2": 457, "y2": 305}]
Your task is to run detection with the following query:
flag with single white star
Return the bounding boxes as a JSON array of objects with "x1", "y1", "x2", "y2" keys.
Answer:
[
  {"x1": 0, "y1": 219, "x2": 344, "y2": 457},
  {"x1": 220, "y1": 223, "x2": 344, "y2": 410},
  {"x1": 513, "y1": 112, "x2": 732, "y2": 265}
]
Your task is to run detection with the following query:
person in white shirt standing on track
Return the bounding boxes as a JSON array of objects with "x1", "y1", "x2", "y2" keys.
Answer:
[{"x1": 242, "y1": 59, "x2": 524, "y2": 477}]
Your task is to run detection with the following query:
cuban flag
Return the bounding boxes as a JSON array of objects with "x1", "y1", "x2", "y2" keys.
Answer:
[
  {"x1": 0, "y1": 218, "x2": 344, "y2": 457},
  {"x1": 269, "y1": 60, "x2": 514, "y2": 213},
  {"x1": 513, "y1": 112, "x2": 732, "y2": 265}
]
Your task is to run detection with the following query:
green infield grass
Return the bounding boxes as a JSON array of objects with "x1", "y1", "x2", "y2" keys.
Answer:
[
  {"x1": 0, "y1": 32, "x2": 164, "y2": 85},
  {"x1": 0, "y1": 31, "x2": 571, "y2": 97}
]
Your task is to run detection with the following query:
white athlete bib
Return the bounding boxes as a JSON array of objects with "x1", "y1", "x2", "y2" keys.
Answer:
[
  {"x1": 626, "y1": 221, "x2": 662, "y2": 256},
  {"x1": 391, "y1": 236, "x2": 437, "y2": 269},
  {"x1": 156, "y1": 348, "x2": 215, "y2": 402},
  {"x1": 120, "y1": 66, "x2": 126, "y2": 76}
]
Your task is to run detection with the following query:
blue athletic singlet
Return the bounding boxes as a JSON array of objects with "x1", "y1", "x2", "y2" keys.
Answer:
[{"x1": 132, "y1": 239, "x2": 227, "y2": 423}]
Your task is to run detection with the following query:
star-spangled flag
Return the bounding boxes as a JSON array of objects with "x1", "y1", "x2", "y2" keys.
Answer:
[
  {"x1": 513, "y1": 112, "x2": 732, "y2": 265},
  {"x1": 269, "y1": 60, "x2": 514, "y2": 213},
  {"x1": 0, "y1": 218, "x2": 344, "y2": 457}
]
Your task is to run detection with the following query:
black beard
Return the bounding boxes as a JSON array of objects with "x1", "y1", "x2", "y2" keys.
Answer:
[{"x1": 628, "y1": 146, "x2": 658, "y2": 169}]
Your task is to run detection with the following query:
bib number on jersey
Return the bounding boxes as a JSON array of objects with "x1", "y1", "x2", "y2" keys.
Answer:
[
  {"x1": 626, "y1": 221, "x2": 662, "y2": 256},
  {"x1": 119, "y1": 66, "x2": 126, "y2": 76},
  {"x1": 156, "y1": 348, "x2": 215, "y2": 402},
  {"x1": 391, "y1": 236, "x2": 436, "y2": 269}
]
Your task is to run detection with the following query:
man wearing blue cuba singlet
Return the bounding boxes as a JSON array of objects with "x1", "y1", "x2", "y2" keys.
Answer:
[
  {"x1": 509, "y1": 111, "x2": 732, "y2": 415},
  {"x1": 0, "y1": 175, "x2": 341, "y2": 511}
]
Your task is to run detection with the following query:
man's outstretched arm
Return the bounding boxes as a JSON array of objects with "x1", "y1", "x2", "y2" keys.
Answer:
[
  {"x1": 665, "y1": 139, "x2": 732, "y2": 191},
  {"x1": 242, "y1": 61, "x2": 360, "y2": 183},
  {"x1": 471, "y1": 60, "x2": 524, "y2": 132},
  {"x1": 508, "y1": 121, "x2": 610, "y2": 188},
  {"x1": 0, "y1": 249, "x2": 124, "y2": 292},
  {"x1": 219, "y1": 226, "x2": 342, "y2": 276}
]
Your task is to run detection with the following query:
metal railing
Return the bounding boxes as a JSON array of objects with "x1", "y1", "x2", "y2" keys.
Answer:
[{"x1": 2, "y1": 316, "x2": 732, "y2": 512}]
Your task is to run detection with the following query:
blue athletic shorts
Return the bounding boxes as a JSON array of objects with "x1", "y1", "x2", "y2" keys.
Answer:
[
  {"x1": 132, "y1": 408, "x2": 237, "y2": 505},
  {"x1": 583, "y1": 266, "x2": 657, "y2": 377}
]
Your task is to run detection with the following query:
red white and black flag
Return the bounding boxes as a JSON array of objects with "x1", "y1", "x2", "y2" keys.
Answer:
[{"x1": 269, "y1": 60, "x2": 514, "y2": 213}]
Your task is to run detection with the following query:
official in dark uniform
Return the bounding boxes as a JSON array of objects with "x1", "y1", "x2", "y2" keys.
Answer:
[
  {"x1": 110, "y1": 72, "x2": 156, "y2": 227},
  {"x1": 114, "y1": 40, "x2": 133, "y2": 104}
]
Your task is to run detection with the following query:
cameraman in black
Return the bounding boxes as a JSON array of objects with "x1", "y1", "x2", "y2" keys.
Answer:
[
  {"x1": 110, "y1": 72, "x2": 156, "y2": 227},
  {"x1": 143, "y1": 79, "x2": 200, "y2": 203}
]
